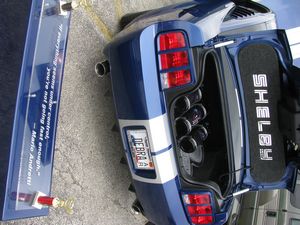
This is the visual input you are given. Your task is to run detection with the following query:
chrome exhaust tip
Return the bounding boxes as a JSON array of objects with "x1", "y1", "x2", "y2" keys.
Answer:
[
  {"x1": 131, "y1": 199, "x2": 143, "y2": 215},
  {"x1": 179, "y1": 125, "x2": 208, "y2": 154},
  {"x1": 95, "y1": 60, "x2": 110, "y2": 77}
]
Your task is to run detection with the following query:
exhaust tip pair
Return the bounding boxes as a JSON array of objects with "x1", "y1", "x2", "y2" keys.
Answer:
[
  {"x1": 175, "y1": 89, "x2": 202, "y2": 116},
  {"x1": 175, "y1": 104, "x2": 207, "y2": 138},
  {"x1": 178, "y1": 125, "x2": 208, "y2": 154}
]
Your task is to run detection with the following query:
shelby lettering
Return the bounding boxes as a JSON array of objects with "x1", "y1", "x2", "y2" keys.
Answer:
[{"x1": 253, "y1": 74, "x2": 273, "y2": 161}]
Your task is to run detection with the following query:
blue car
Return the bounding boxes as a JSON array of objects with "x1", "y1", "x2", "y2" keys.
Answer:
[{"x1": 103, "y1": 0, "x2": 300, "y2": 224}]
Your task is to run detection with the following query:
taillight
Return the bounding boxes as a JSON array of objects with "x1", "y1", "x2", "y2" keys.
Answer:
[
  {"x1": 182, "y1": 193, "x2": 214, "y2": 225},
  {"x1": 159, "y1": 32, "x2": 186, "y2": 50},
  {"x1": 161, "y1": 70, "x2": 191, "y2": 88},
  {"x1": 191, "y1": 216, "x2": 213, "y2": 224},
  {"x1": 183, "y1": 193, "x2": 210, "y2": 205},
  {"x1": 157, "y1": 31, "x2": 191, "y2": 89},
  {"x1": 187, "y1": 205, "x2": 212, "y2": 215},
  {"x1": 160, "y1": 51, "x2": 189, "y2": 70}
]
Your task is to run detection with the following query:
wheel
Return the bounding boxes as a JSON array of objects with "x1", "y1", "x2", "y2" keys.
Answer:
[{"x1": 119, "y1": 11, "x2": 150, "y2": 30}]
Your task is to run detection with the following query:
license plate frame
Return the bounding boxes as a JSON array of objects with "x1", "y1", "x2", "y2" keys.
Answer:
[{"x1": 127, "y1": 129, "x2": 154, "y2": 170}]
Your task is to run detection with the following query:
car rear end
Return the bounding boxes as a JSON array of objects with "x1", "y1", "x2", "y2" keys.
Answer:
[
  {"x1": 104, "y1": 1, "x2": 298, "y2": 224},
  {"x1": 106, "y1": 26, "x2": 231, "y2": 225},
  {"x1": 105, "y1": 6, "x2": 236, "y2": 225}
]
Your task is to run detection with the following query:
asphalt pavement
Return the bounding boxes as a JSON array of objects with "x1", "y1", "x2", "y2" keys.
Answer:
[{"x1": 1, "y1": 0, "x2": 182, "y2": 224}]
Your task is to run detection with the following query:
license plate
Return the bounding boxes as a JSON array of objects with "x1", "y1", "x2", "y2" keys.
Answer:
[{"x1": 127, "y1": 129, "x2": 154, "y2": 170}]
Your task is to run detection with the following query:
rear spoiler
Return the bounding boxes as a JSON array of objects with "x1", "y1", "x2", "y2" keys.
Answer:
[{"x1": 0, "y1": 0, "x2": 71, "y2": 220}]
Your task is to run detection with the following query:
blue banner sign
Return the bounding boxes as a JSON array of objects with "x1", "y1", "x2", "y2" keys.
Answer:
[{"x1": 0, "y1": 0, "x2": 71, "y2": 220}]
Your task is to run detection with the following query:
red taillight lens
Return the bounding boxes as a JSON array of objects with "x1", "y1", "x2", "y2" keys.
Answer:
[
  {"x1": 162, "y1": 70, "x2": 191, "y2": 88},
  {"x1": 183, "y1": 194, "x2": 211, "y2": 205},
  {"x1": 159, "y1": 32, "x2": 186, "y2": 51},
  {"x1": 183, "y1": 193, "x2": 214, "y2": 224},
  {"x1": 191, "y1": 216, "x2": 213, "y2": 224},
  {"x1": 187, "y1": 205, "x2": 212, "y2": 215},
  {"x1": 157, "y1": 31, "x2": 191, "y2": 89},
  {"x1": 160, "y1": 51, "x2": 189, "y2": 70}
]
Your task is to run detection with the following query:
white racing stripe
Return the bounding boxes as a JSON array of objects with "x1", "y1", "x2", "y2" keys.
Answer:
[{"x1": 119, "y1": 114, "x2": 172, "y2": 153}]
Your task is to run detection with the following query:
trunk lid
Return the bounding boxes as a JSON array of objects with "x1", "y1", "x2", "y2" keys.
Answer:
[{"x1": 210, "y1": 29, "x2": 298, "y2": 192}]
